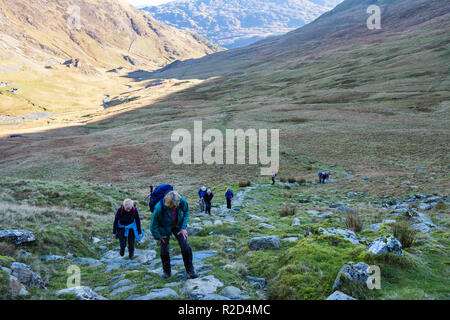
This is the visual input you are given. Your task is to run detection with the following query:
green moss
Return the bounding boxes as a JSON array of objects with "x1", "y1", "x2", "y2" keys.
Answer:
[{"x1": 0, "y1": 256, "x2": 15, "y2": 268}]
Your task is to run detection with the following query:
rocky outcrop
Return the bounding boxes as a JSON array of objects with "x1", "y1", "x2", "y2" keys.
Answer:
[
  {"x1": 56, "y1": 286, "x2": 107, "y2": 300},
  {"x1": 326, "y1": 290, "x2": 357, "y2": 300},
  {"x1": 181, "y1": 275, "x2": 224, "y2": 299},
  {"x1": 367, "y1": 236, "x2": 403, "y2": 256},
  {"x1": 0, "y1": 229, "x2": 35, "y2": 245},
  {"x1": 11, "y1": 262, "x2": 46, "y2": 289},
  {"x1": 332, "y1": 262, "x2": 370, "y2": 291},
  {"x1": 249, "y1": 236, "x2": 280, "y2": 250}
]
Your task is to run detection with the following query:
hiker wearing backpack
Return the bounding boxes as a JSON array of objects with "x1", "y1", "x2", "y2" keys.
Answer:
[
  {"x1": 113, "y1": 199, "x2": 143, "y2": 259},
  {"x1": 225, "y1": 188, "x2": 234, "y2": 209},
  {"x1": 204, "y1": 189, "x2": 214, "y2": 215},
  {"x1": 150, "y1": 191, "x2": 198, "y2": 279},
  {"x1": 318, "y1": 172, "x2": 323, "y2": 184},
  {"x1": 198, "y1": 186, "x2": 207, "y2": 213}
]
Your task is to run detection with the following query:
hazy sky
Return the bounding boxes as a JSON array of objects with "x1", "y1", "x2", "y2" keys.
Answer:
[{"x1": 123, "y1": 0, "x2": 176, "y2": 7}]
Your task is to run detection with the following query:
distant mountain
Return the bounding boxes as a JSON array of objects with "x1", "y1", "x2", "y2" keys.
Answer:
[
  {"x1": 0, "y1": 0, "x2": 222, "y2": 72},
  {"x1": 143, "y1": 0, "x2": 343, "y2": 49}
]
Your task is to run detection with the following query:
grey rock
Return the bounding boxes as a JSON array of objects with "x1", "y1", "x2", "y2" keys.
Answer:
[
  {"x1": 332, "y1": 262, "x2": 370, "y2": 291},
  {"x1": 198, "y1": 293, "x2": 230, "y2": 300},
  {"x1": 110, "y1": 279, "x2": 132, "y2": 289},
  {"x1": 11, "y1": 262, "x2": 46, "y2": 289},
  {"x1": 109, "y1": 284, "x2": 138, "y2": 297},
  {"x1": 181, "y1": 275, "x2": 224, "y2": 298},
  {"x1": 41, "y1": 254, "x2": 65, "y2": 261},
  {"x1": 56, "y1": 286, "x2": 107, "y2": 300},
  {"x1": 337, "y1": 206, "x2": 356, "y2": 214},
  {"x1": 318, "y1": 227, "x2": 361, "y2": 245},
  {"x1": 292, "y1": 217, "x2": 301, "y2": 226},
  {"x1": 246, "y1": 276, "x2": 266, "y2": 289},
  {"x1": 135, "y1": 288, "x2": 178, "y2": 300},
  {"x1": 410, "y1": 223, "x2": 432, "y2": 233},
  {"x1": 326, "y1": 291, "x2": 357, "y2": 300},
  {"x1": 248, "y1": 215, "x2": 269, "y2": 222},
  {"x1": 222, "y1": 286, "x2": 242, "y2": 299},
  {"x1": 256, "y1": 223, "x2": 276, "y2": 229},
  {"x1": 187, "y1": 226, "x2": 203, "y2": 236},
  {"x1": 74, "y1": 257, "x2": 104, "y2": 268},
  {"x1": 282, "y1": 237, "x2": 299, "y2": 242},
  {"x1": 9, "y1": 275, "x2": 29, "y2": 296},
  {"x1": 367, "y1": 236, "x2": 403, "y2": 256},
  {"x1": 249, "y1": 236, "x2": 280, "y2": 250},
  {"x1": 171, "y1": 250, "x2": 217, "y2": 265},
  {"x1": 0, "y1": 229, "x2": 35, "y2": 245}
]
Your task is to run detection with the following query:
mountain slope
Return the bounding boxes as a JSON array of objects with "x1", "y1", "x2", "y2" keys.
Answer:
[
  {"x1": 143, "y1": 0, "x2": 343, "y2": 48},
  {"x1": 0, "y1": 0, "x2": 223, "y2": 119}
]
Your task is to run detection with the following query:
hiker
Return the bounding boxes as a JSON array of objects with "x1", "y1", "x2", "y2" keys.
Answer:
[
  {"x1": 324, "y1": 172, "x2": 330, "y2": 184},
  {"x1": 318, "y1": 172, "x2": 323, "y2": 184},
  {"x1": 150, "y1": 191, "x2": 198, "y2": 279},
  {"x1": 272, "y1": 172, "x2": 277, "y2": 185},
  {"x1": 198, "y1": 186, "x2": 207, "y2": 213},
  {"x1": 113, "y1": 199, "x2": 144, "y2": 259},
  {"x1": 225, "y1": 188, "x2": 234, "y2": 209},
  {"x1": 204, "y1": 189, "x2": 214, "y2": 215}
]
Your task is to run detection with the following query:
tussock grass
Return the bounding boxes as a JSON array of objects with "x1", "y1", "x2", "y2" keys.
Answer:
[
  {"x1": 279, "y1": 204, "x2": 297, "y2": 217},
  {"x1": 392, "y1": 221, "x2": 417, "y2": 249},
  {"x1": 344, "y1": 212, "x2": 363, "y2": 232}
]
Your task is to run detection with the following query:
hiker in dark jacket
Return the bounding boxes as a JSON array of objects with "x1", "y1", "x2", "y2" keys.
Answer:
[
  {"x1": 318, "y1": 172, "x2": 323, "y2": 184},
  {"x1": 204, "y1": 189, "x2": 214, "y2": 215},
  {"x1": 150, "y1": 191, "x2": 198, "y2": 279},
  {"x1": 113, "y1": 199, "x2": 143, "y2": 259},
  {"x1": 272, "y1": 172, "x2": 277, "y2": 185},
  {"x1": 198, "y1": 186, "x2": 207, "y2": 213},
  {"x1": 225, "y1": 188, "x2": 234, "y2": 209}
]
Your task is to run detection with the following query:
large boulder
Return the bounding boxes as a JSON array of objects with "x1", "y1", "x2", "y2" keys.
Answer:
[
  {"x1": 249, "y1": 236, "x2": 280, "y2": 250},
  {"x1": 332, "y1": 262, "x2": 370, "y2": 292},
  {"x1": 0, "y1": 229, "x2": 35, "y2": 245},
  {"x1": 11, "y1": 262, "x2": 46, "y2": 289},
  {"x1": 187, "y1": 226, "x2": 203, "y2": 236},
  {"x1": 56, "y1": 286, "x2": 107, "y2": 300},
  {"x1": 326, "y1": 291, "x2": 357, "y2": 300},
  {"x1": 367, "y1": 236, "x2": 403, "y2": 256},
  {"x1": 181, "y1": 275, "x2": 224, "y2": 299}
]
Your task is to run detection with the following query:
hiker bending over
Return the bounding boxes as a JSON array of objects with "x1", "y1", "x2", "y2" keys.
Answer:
[
  {"x1": 225, "y1": 188, "x2": 234, "y2": 209},
  {"x1": 113, "y1": 199, "x2": 144, "y2": 259},
  {"x1": 198, "y1": 186, "x2": 207, "y2": 213},
  {"x1": 204, "y1": 189, "x2": 214, "y2": 215},
  {"x1": 150, "y1": 191, "x2": 198, "y2": 279}
]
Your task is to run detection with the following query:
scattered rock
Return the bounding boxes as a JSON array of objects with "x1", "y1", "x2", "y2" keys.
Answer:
[
  {"x1": 109, "y1": 284, "x2": 138, "y2": 297},
  {"x1": 332, "y1": 262, "x2": 370, "y2": 291},
  {"x1": 11, "y1": 262, "x2": 46, "y2": 289},
  {"x1": 187, "y1": 226, "x2": 203, "y2": 236},
  {"x1": 248, "y1": 215, "x2": 269, "y2": 222},
  {"x1": 56, "y1": 286, "x2": 107, "y2": 300},
  {"x1": 181, "y1": 275, "x2": 224, "y2": 299},
  {"x1": 41, "y1": 255, "x2": 64, "y2": 261},
  {"x1": 0, "y1": 229, "x2": 35, "y2": 245},
  {"x1": 326, "y1": 291, "x2": 357, "y2": 300},
  {"x1": 10, "y1": 275, "x2": 29, "y2": 296},
  {"x1": 256, "y1": 223, "x2": 276, "y2": 229},
  {"x1": 221, "y1": 286, "x2": 242, "y2": 299},
  {"x1": 249, "y1": 236, "x2": 280, "y2": 250},
  {"x1": 246, "y1": 276, "x2": 266, "y2": 289},
  {"x1": 318, "y1": 227, "x2": 361, "y2": 245},
  {"x1": 282, "y1": 237, "x2": 299, "y2": 242},
  {"x1": 367, "y1": 236, "x2": 403, "y2": 256}
]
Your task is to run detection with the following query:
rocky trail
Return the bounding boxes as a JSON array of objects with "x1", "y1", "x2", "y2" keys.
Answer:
[{"x1": 0, "y1": 174, "x2": 448, "y2": 300}]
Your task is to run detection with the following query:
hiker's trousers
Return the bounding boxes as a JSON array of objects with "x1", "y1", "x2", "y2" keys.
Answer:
[
  {"x1": 205, "y1": 202, "x2": 212, "y2": 215},
  {"x1": 117, "y1": 228, "x2": 135, "y2": 255},
  {"x1": 199, "y1": 198, "x2": 206, "y2": 212},
  {"x1": 160, "y1": 227, "x2": 194, "y2": 273},
  {"x1": 227, "y1": 198, "x2": 232, "y2": 209}
]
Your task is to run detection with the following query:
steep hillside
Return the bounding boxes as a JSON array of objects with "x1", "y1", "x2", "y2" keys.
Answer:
[
  {"x1": 0, "y1": 0, "x2": 222, "y2": 119},
  {"x1": 144, "y1": 0, "x2": 343, "y2": 48}
]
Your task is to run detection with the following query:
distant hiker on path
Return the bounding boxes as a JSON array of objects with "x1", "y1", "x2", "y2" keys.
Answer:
[
  {"x1": 150, "y1": 191, "x2": 198, "y2": 279},
  {"x1": 324, "y1": 172, "x2": 330, "y2": 184},
  {"x1": 204, "y1": 189, "x2": 214, "y2": 215},
  {"x1": 198, "y1": 186, "x2": 207, "y2": 213},
  {"x1": 225, "y1": 188, "x2": 234, "y2": 209},
  {"x1": 272, "y1": 172, "x2": 277, "y2": 185},
  {"x1": 113, "y1": 199, "x2": 144, "y2": 259},
  {"x1": 318, "y1": 172, "x2": 323, "y2": 184}
]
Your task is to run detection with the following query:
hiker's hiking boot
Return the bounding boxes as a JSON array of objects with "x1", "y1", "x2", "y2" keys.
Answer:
[
  {"x1": 187, "y1": 269, "x2": 198, "y2": 279},
  {"x1": 120, "y1": 247, "x2": 125, "y2": 257},
  {"x1": 129, "y1": 252, "x2": 134, "y2": 259},
  {"x1": 162, "y1": 271, "x2": 171, "y2": 279}
]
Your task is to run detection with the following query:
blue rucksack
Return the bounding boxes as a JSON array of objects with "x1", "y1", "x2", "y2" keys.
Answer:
[{"x1": 149, "y1": 184, "x2": 174, "y2": 213}]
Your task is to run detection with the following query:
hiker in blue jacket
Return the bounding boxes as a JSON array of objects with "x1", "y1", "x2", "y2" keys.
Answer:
[
  {"x1": 113, "y1": 199, "x2": 143, "y2": 259},
  {"x1": 198, "y1": 186, "x2": 207, "y2": 213},
  {"x1": 150, "y1": 191, "x2": 198, "y2": 279},
  {"x1": 318, "y1": 172, "x2": 323, "y2": 184},
  {"x1": 225, "y1": 188, "x2": 234, "y2": 209}
]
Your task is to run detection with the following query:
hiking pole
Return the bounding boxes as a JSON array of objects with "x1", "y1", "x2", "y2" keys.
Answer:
[{"x1": 144, "y1": 185, "x2": 154, "y2": 201}]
